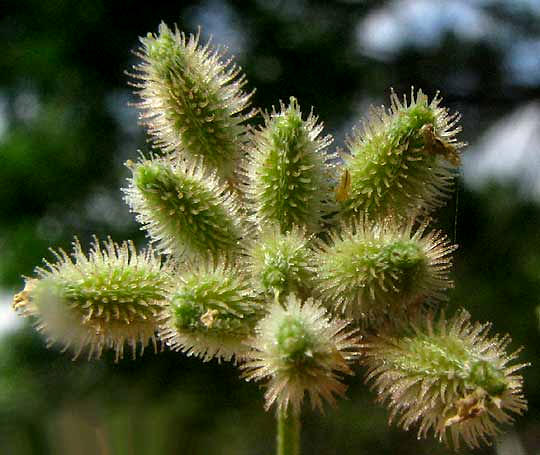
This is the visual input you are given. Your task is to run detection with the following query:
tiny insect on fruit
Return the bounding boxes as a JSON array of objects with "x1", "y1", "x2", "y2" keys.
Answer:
[
  {"x1": 335, "y1": 169, "x2": 351, "y2": 202},
  {"x1": 444, "y1": 388, "x2": 489, "y2": 427},
  {"x1": 419, "y1": 123, "x2": 461, "y2": 166}
]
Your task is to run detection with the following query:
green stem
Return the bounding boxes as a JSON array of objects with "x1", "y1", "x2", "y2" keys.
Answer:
[{"x1": 277, "y1": 408, "x2": 300, "y2": 455}]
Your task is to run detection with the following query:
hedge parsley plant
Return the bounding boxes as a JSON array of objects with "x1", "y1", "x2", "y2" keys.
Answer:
[{"x1": 13, "y1": 22, "x2": 527, "y2": 454}]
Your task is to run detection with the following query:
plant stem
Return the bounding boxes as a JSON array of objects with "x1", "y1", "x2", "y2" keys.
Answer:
[{"x1": 277, "y1": 408, "x2": 300, "y2": 455}]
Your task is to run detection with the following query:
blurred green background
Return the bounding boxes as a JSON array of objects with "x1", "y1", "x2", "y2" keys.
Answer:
[{"x1": 1, "y1": 0, "x2": 540, "y2": 453}]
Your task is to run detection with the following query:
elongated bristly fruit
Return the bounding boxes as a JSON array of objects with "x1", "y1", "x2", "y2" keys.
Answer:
[
  {"x1": 159, "y1": 260, "x2": 262, "y2": 362},
  {"x1": 339, "y1": 88, "x2": 464, "y2": 220},
  {"x1": 361, "y1": 310, "x2": 528, "y2": 449},
  {"x1": 314, "y1": 217, "x2": 456, "y2": 322},
  {"x1": 12, "y1": 237, "x2": 172, "y2": 361},
  {"x1": 132, "y1": 22, "x2": 254, "y2": 181},
  {"x1": 242, "y1": 294, "x2": 361, "y2": 414},
  {"x1": 123, "y1": 157, "x2": 246, "y2": 260},
  {"x1": 246, "y1": 226, "x2": 314, "y2": 302},
  {"x1": 244, "y1": 97, "x2": 335, "y2": 233}
]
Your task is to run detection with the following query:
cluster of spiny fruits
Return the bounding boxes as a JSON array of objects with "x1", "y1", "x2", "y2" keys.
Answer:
[{"x1": 13, "y1": 22, "x2": 527, "y2": 450}]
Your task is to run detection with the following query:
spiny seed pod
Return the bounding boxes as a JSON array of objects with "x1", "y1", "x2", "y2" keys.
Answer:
[
  {"x1": 242, "y1": 294, "x2": 361, "y2": 414},
  {"x1": 123, "y1": 157, "x2": 246, "y2": 260},
  {"x1": 361, "y1": 310, "x2": 528, "y2": 449},
  {"x1": 340, "y1": 88, "x2": 464, "y2": 220},
  {"x1": 247, "y1": 226, "x2": 314, "y2": 301},
  {"x1": 314, "y1": 217, "x2": 456, "y2": 322},
  {"x1": 12, "y1": 237, "x2": 172, "y2": 361},
  {"x1": 244, "y1": 97, "x2": 335, "y2": 233},
  {"x1": 159, "y1": 260, "x2": 262, "y2": 362},
  {"x1": 132, "y1": 22, "x2": 254, "y2": 181}
]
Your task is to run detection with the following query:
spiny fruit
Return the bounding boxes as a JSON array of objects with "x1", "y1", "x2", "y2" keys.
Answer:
[
  {"x1": 314, "y1": 217, "x2": 456, "y2": 322},
  {"x1": 361, "y1": 310, "x2": 528, "y2": 449},
  {"x1": 124, "y1": 157, "x2": 246, "y2": 260},
  {"x1": 242, "y1": 294, "x2": 361, "y2": 414},
  {"x1": 244, "y1": 97, "x2": 335, "y2": 233},
  {"x1": 159, "y1": 260, "x2": 262, "y2": 362},
  {"x1": 340, "y1": 88, "x2": 464, "y2": 220},
  {"x1": 132, "y1": 22, "x2": 254, "y2": 181},
  {"x1": 246, "y1": 226, "x2": 314, "y2": 302},
  {"x1": 12, "y1": 237, "x2": 172, "y2": 361}
]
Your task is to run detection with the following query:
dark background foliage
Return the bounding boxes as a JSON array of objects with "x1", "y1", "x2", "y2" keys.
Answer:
[{"x1": 1, "y1": 1, "x2": 539, "y2": 453}]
